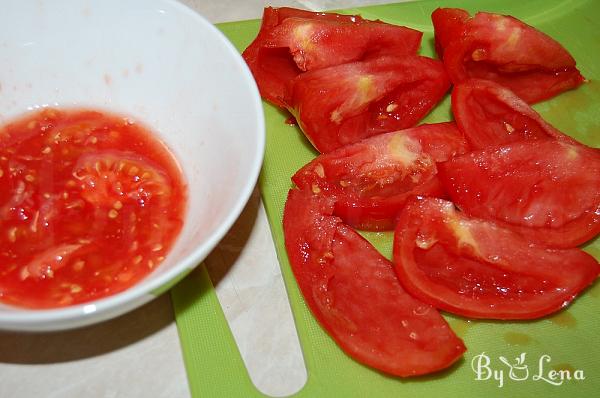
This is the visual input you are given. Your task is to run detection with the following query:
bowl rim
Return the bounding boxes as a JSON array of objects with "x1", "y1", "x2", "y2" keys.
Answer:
[{"x1": 0, "y1": 0, "x2": 266, "y2": 331}]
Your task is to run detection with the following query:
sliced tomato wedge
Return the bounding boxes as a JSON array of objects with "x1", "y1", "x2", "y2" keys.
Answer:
[
  {"x1": 292, "y1": 122, "x2": 469, "y2": 230},
  {"x1": 393, "y1": 197, "x2": 599, "y2": 319},
  {"x1": 287, "y1": 56, "x2": 450, "y2": 153},
  {"x1": 432, "y1": 8, "x2": 585, "y2": 103},
  {"x1": 438, "y1": 140, "x2": 600, "y2": 248},
  {"x1": 431, "y1": 7, "x2": 469, "y2": 59},
  {"x1": 283, "y1": 189, "x2": 465, "y2": 376},
  {"x1": 452, "y1": 78, "x2": 579, "y2": 149},
  {"x1": 243, "y1": 7, "x2": 422, "y2": 107}
]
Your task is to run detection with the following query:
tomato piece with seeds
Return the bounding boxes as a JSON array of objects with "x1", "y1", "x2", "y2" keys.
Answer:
[
  {"x1": 73, "y1": 151, "x2": 171, "y2": 209},
  {"x1": 243, "y1": 7, "x2": 421, "y2": 108},
  {"x1": 393, "y1": 197, "x2": 599, "y2": 319},
  {"x1": 438, "y1": 140, "x2": 600, "y2": 248},
  {"x1": 432, "y1": 8, "x2": 585, "y2": 103},
  {"x1": 292, "y1": 122, "x2": 468, "y2": 230},
  {"x1": 286, "y1": 56, "x2": 450, "y2": 153},
  {"x1": 451, "y1": 78, "x2": 579, "y2": 149},
  {"x1": 283, "y1": 189, "x2": 465, "y2": 376}
]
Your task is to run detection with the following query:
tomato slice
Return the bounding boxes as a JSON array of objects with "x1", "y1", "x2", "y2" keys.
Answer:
[
  {"x1": 283, "y1": 189, "x2": 465, "y2": 376},
  {"x1": 287, "y1": 56, "x2": 450, "y2": 153},
  {"x1": 292, "y1": 122, "x2": 469, "y2": 230},
  {"x1": 432, "y1": 8, "x2": 585, "y2": 103},
  {"x1": 452, "y1": 78, "x2": 579, "y2": 149},
  {"x1": 438, "y1": 140, "x2": 600, "y2": 248},
  {"x1": 431, "y1": 7, "x2": 469, "y2": 59},
  {"x1": 393, "y1": 197, "x2": 599, "y2": 319},
  {"x1": 243, "y1": 7, "x2": 422, "y2": 108}
]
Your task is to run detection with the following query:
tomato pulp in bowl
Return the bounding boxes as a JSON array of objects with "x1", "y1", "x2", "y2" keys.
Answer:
[
  {"x1": 0, "y1": 0, "x2": 265, "y2": 330},
  {"x1": 0, "y1": 108, "x2": 187, "y2": 309}
]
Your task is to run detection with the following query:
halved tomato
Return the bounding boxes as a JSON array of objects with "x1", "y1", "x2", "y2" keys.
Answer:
[
  {"x1": 292, "y1": 122, "x2": 468, "y2": 230},
  {"x1": 438, "y1": 140, "x2": 600, "y2": 248},
  {"x1": 393, "y1": 197, "x2": 599, "y2": 319},
  {"x1": 286, "y1": 56, "x2": 450, "y2": 153},
  {"x1": 243, "y1": 7, "x2": 422, "y2": 107},
  {"x1": 432, "y1": 8, "x2": 585, "y2": 103},
  {"x1": 452, "y1": 78, "x2": 579, "y2": 149},
  {"x1": 283, "y1": 189, "x2": 465, "y2": 376}
]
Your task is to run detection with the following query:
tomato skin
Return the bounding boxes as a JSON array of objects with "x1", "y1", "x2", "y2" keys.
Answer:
[
  {"x1": 292, "y1": 122, "x2": 469, "y2": 230},
  {"x1": 452, "y1": 79, "x2": 579, "y2": 149},
  {"x1": 283, "y1": 189, "x2": 465, "y2": 376},
  {"x1": 393, "y1": 197, "x2": 599, "y2": 320},
  {"x1": 243, "y1": 7, "x2": 421, "y2": 108},
  {"x1": 433, "y1": 8, "x2": 585, "y2": 103},
  {"x1": 438, "y1": 140, "x2": 600, "y2": 248},
  {"x1": 287, "y1": 56, "x2": 450, "y2": 153}
]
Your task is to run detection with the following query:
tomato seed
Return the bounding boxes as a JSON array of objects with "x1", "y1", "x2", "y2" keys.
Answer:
[
  {"x1": 19, "y1": 267, "x2": 30, "y2": 281},
  {"x1": 386, "y1": 103, "x2": 398, "y2": 112},
  {"x1": 471, "y1": 49, "x2": 485, "y2": 61},
  {"x1": 7, "y1": 227, "x2": 17, "y2": 243},
  {"x1": 73, "y1": 260, "x2": 85, "y2": 271},
  {"x1": 314, "y1": 163, "x2": 325, "y2": 178},
  {"x1": 118, "y1": 272, "x2": 133, "y2": 282},
  {"x1": 70, "y1": 284, "x2": 82, "y2": 293},
  {"x1": 108, "y1": 209, "x2": 119, "y2": 219}
]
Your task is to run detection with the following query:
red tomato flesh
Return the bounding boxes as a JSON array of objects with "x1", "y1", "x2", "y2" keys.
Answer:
[
  {"x1": 283, "y1": 189, "x2": 465, "y2": 376},
  {"x1": 452, "y1": 78, "x2": 578, "y2": 149},
  {"x1": 0, "y1": 108, "x2": 187, "y2": 308},
  {"x1": 393, "y1": 197, "x2": 599, "y2": 319},
  {"x1": 292, "y1": 122, "x2": 469, "y2": 230},
  {"x1": 431, "y1": 7, "x2": 469, "y2": 59},
  {"x1": 243, "y1": 7, "x2": 422, "y2": 108},
  {"x1": 287, "y1": 56, "x2": 450, "y2": 153},
  {"x1": 432, "y1": 8, "x2": 585, "y2": 103},
  {"x1": 438, "y1": 140, "x2": 600, "y2": 248}
]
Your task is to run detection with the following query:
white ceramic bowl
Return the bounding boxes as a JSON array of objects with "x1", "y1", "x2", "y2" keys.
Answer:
[{"x1": 0, "y1": 0, "x2": 264, "y2": 331}]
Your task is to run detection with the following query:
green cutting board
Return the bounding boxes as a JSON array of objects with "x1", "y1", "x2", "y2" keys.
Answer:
[{"x1": 171, "y1": 0, "x2": 600, "y2": 397}]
